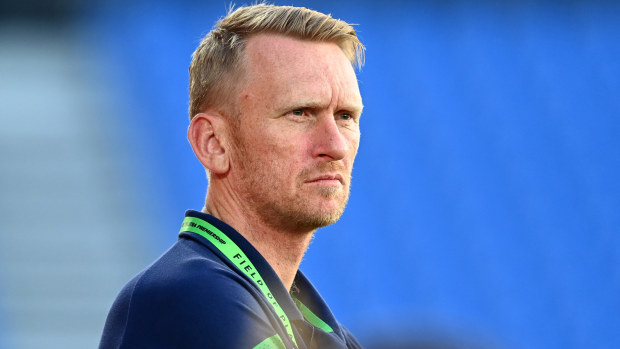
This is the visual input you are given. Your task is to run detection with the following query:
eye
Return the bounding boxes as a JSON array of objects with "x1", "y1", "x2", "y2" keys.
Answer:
[
  {"x1": 338, "y1": 113, "x2": 352, "y2": 121},
  {"x1": 286, "y1": 108, "x2": 309, "y2": 122},
  {"x1": 337, "y1": 112, "x2": 359, "y2": 123}
]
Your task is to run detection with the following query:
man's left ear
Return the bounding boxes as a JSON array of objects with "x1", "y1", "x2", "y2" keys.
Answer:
[{"x1": 187, "y1": 112, "x2": 230, "y2": 174}]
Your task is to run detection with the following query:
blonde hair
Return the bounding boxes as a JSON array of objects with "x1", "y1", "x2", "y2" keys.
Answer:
[{"x1": 188, "y1": 3, "x2": 365, "y2": 120}]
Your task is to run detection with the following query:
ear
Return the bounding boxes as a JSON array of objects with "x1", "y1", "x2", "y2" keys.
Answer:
[{"x1": 188, "y1": 112, "x2": 230, "y2": 175}]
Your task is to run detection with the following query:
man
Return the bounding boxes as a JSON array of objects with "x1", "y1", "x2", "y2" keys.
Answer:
[{"x1": 100, "y1": 4, "x2": 364, "y2": 348}]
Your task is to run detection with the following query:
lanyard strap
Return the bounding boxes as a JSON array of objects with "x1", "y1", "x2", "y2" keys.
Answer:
[{"x1": 179, "y1": 216, "x2": 297, "y2": 347}]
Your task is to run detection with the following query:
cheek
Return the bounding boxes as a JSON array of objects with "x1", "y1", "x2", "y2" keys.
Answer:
[
  {"x1": 257, "y1": 135, "x2": 306, "y2": 171},
  {"x1": 347, "y1": 131, "x2": 361, "y2": 157},
  {"x1": 268, "y1": 127, "x2": 311, "y2": 155}
]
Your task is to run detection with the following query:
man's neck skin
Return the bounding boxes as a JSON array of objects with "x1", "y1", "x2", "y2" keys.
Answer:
[{"x1": 203, "y1": 187, "x2": 314, "y2": 291}]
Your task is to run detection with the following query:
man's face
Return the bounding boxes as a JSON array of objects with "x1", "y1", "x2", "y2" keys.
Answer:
[{"x1": 228, "y1": 33, "x2": 363, "y2": 233}]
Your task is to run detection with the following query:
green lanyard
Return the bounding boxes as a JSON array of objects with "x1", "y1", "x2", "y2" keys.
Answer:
[{"x1": 179, "y1": 216, "x2": 298, "y2": 347}]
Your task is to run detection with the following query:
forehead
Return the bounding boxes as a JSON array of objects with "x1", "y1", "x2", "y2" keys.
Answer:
[{"x1": 240, "y1": 33, "x2": 362, "y2": 108}]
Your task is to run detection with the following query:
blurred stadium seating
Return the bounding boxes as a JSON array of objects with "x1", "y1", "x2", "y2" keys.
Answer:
[{"x1": 0, "y1": 1, "x2": 618, "y2": 348}]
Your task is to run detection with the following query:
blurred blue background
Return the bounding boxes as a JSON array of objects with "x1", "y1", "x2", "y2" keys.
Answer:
[{"x1": 0, "y1": 0, "x2": 618, "y2": 348}]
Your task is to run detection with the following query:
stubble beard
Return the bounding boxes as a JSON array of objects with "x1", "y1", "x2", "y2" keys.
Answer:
[
  {"x1": 280, "y1": 176, "x2": 351, "y2": 232},
  {"x1": 232, "y1": 138, "x2": 351, "y2": 234}
]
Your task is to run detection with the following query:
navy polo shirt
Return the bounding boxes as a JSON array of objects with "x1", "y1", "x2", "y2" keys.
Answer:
[{"x1": 99, "y1": 210, "x2": 362, "y2": 349}]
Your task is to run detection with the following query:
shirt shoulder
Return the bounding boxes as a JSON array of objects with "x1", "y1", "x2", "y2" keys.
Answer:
[{"x1": 100, "y1": 238, "x2": 280, "y2": 349}]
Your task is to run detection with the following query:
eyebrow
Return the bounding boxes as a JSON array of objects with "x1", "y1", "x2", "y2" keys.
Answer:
[{"x1": 276, "y1": 101, "x2": 364, "y2": 115}]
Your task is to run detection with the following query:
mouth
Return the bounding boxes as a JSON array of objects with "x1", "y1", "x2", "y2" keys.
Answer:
[{"x1": 305, "y1": 173, "x2": 345, "y2": 185}]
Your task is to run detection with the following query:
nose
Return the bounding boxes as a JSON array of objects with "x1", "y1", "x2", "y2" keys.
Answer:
[{"x1": 312, "y1": 114, "x2": 348, "y2": 161}]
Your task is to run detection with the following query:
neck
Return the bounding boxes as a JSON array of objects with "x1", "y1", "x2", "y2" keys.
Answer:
[{"x1": 204, "y1": 190, "x2": 314, "y2": 291}]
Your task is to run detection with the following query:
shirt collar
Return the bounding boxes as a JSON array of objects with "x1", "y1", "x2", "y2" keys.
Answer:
[
  {"x1": 179, "y1": 210, "x2": 304, "y2": 323},
  {"x1": 180, "y1": 209, "x2": 343, "y2": 336}
]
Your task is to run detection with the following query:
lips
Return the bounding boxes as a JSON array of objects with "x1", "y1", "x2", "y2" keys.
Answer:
[{"x1": 305, "y1": 173, "x2": 344, "y2": 185}]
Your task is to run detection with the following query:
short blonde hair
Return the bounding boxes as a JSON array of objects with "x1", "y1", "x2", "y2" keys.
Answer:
[{"x1": 188, "y1": 4, "x2": 365, "y2": 120}]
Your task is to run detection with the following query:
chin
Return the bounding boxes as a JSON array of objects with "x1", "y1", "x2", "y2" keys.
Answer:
[
  {"x1": 297, "y1": 201, "x2": 347, "y2": 229},
  {"x1": 292, "y1": 213, "x2": 342, "y2": 231},
  {"x1": 262, "y1": 190, "x2": 350, "y2": 232}
]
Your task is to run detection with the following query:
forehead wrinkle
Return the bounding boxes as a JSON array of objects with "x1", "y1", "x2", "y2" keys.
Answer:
[
  {"x1": 270, "y1": 71, "x2": 332, "y2": 110},
  {"x1": 330, "y1": 71, "x2": 363, "y2": 113}
]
